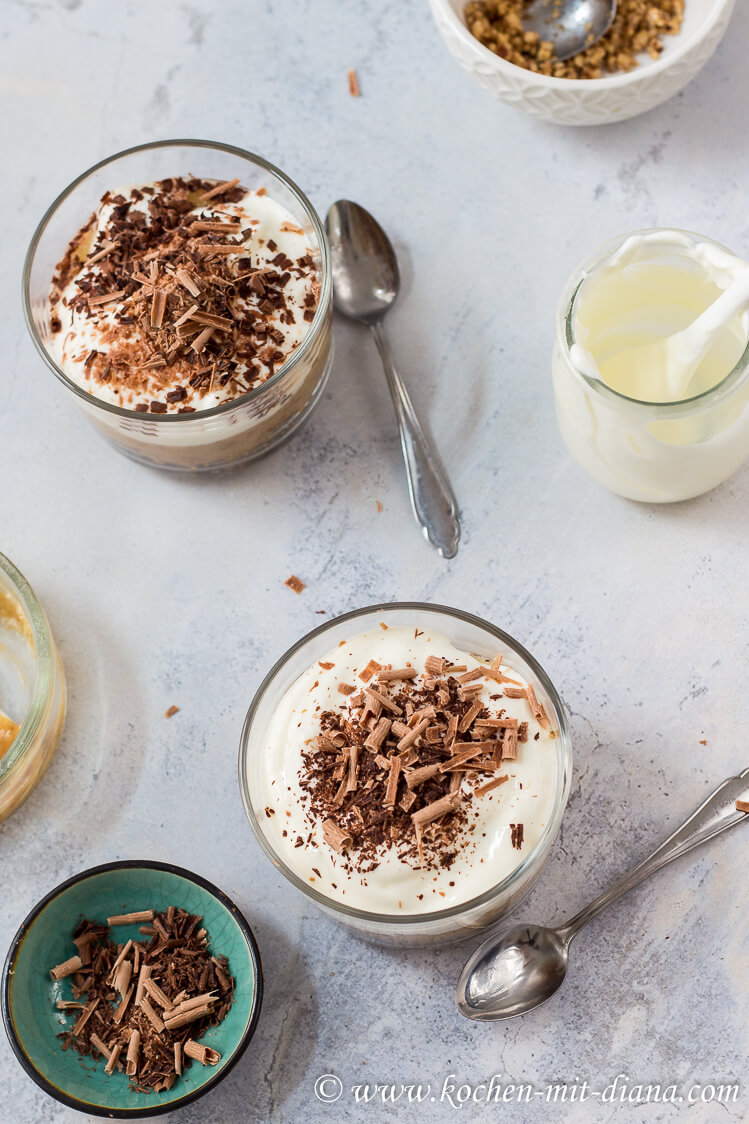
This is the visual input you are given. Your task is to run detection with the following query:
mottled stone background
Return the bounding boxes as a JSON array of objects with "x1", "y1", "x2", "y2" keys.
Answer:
[{"x1": 1, "y1": 2, "x2": 748, "y2": 1121}]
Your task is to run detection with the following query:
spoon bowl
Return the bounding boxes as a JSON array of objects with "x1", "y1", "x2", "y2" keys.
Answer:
[
  {"x1": 325, "y1": 201, "x2": 399, "y2": 323},
  {"x1": 457, "y1": 924, "x2": 568, "y2": 1021},
  {"x1": 524, "y1": 0, "x2": 616, "y2": 61}
]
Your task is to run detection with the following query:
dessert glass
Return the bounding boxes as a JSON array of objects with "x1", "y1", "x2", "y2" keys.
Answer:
[
  {"x1": 23, "y1": 140, "x2": 333, "y2": 472},
  {"x1": 239, "y1": 603, "x2": 571, "y2": 947},
  {"x1": 0, "y1": 553, "x2": 66, "y2": 822},
  {"x1": 553, "y1": 229, "x2": 749, "y2": 503}
]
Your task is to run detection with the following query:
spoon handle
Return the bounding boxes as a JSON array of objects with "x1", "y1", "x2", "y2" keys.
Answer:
[
  {"x1": 559, "y1": 767, "x2": 749, "y2": 942},
  {"x1": 370, "y1": 322, "x2": 461, "y2": 559}
]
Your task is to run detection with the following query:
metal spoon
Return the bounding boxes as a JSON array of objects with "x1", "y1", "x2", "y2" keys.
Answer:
[
  {"x1": 457, "y1": 767, "x2": 749, "y2": 1021},
  {"x1": 524, "y1": 0, "x2": 616, "y2": 61},
  {"x1": 325, "y1": 201, "x2": 460, "y2": 559}
]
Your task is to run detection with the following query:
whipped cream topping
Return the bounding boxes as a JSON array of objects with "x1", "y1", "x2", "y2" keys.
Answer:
[
  {"x1": 48, "y1": 177, "x2": 321, "y2": 413},
  {"x1": 255, "y1": 626, "x2": 558, "y2": 916}
]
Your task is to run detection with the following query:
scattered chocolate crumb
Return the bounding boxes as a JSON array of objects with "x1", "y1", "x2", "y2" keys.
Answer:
[
  {"x1": 285, "y1": 575, "x2": 305, "y2": 594},
  {"x1": 347, "y1": 68, "x2": 361, "y2": 96},
  {"x1": 510, "y1": 822, "x2": 524, "y2": 850},
  {"x1": 164, "y1": 705, "x2": 180, "y2": 719}
]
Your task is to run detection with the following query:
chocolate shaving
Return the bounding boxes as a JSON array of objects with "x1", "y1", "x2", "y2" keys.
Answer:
[
  {"x1": 384, "y1": 756, "x2": 402, "y2": 806},
  {"x1": 525, "y1": 684, "x2": 550, "y2": 729},
  {"x1": 175, "y1": 267, "x2": 202, "y2": 297},
  {"x1": 411, "y1": 792, "x2": 460, "y2": 830},
  {"x1": 364, "y1": 687, "x2": 402, "y2": 715},
  {"x1": 358, "y1": 659, "x2": 381, "y2": 683},
  {"x1": 183, "y1": 1039, "x2": 221, "y2": 1066},
  {"x1": 322, "y1": 818, "x2": 352, "y2": 853},
  {"x1": 52, "y1": 911, "x2": 234, "y2": 1094},
  {"x1": 150, "y1": 289, "x2": 167, "y2": 329},
  {"x1": 87, "y1": 289, "x2": 128, "y2": 306},
  {"x1": 292, "y1": 645, "x2": 550, "y2": 876},
  {"x1": 50, "y1": 955, "x2": 84, "y2": 981},
  {"x1": 364, "y1": 717, "x2": 391, "y2": 750},
  {"x1": 474, "y1": 774, "x2": 509, "y2": 797},
  {"x1": 502, "y1": 725, "x2": 519, "y2": 761},
  {"x1": 440, "y1": 741, "x2": 497, "y2": 772},
  {"x1": 108, "y1": 911, "x2": 154, "y2": 926},
  {"x1": 377, "y1": 667, "x2": 418, "y2": 682},
  {"x1": 346, "y1": 745, "x2": 360, "y2": 792},
  {"x1": 397, "y1": 717, "x2": 429, "y2": 751},
  {"x1": 199, "y1": 177, "x2": 240, "y2": 202}
]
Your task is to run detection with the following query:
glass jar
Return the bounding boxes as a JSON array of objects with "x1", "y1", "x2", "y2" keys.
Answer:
[
  {"x1": 238, "y1": 603, "x2": 571, "y2": 947},
  {"x1": 23, "y1": 140, "x2": 333, "y2": 472},
  {"x1": 0, "y1": 553, "x2": 66, "y2": 822},
  {"x1": 553, "y1": 229, "x2": 749, "y2": 503}
]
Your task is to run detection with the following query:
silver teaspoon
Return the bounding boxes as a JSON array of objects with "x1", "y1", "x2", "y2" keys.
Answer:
[
  {"x1": 524, "y1": 0, "x2": 617, "y2": 61},
  {"x1": 325, "y1": 201, "x2": 461, "y2": 559},
  {"x1": 457, "y1": 767, "x2": 749, "y2": 1021}
]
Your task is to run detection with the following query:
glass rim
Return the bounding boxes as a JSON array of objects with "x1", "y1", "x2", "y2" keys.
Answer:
[
  {"x1": 22, "y1": 138, "x2": 331, "y2": 423},
  {"x1": 0, "y1": 553, "x2": 55, "y2": 783},
  {"x1": 238, "y1": 601, "x2": 572, "y2": 927},
  {"x1": 560, "y1": 226, "x2": 749, "y2": 413}
]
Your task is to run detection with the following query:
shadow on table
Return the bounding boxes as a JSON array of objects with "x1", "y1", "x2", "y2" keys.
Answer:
[
  {"x1": 0, "y1": 607, "x2": 147, "y2": 855},
  {"x1": 176, "y1": 913, "x2": 319, "y2": 1123}
]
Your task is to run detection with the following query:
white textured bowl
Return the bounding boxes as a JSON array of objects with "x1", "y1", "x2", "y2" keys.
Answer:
[{"x1": 429, "y1": 0, "x2": 735, "y2": 126}]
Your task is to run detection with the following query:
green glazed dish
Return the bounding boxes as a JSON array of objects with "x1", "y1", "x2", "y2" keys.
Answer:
[{"x1": 2, "y1": 860, "x2": 263, "y2": 1118}]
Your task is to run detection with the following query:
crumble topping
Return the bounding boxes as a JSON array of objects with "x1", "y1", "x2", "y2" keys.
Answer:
[{"x1": 464, "y1": 0, "x2": 684, "y2": 80}]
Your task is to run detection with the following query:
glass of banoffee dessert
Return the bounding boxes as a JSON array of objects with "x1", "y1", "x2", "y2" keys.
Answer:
[
  {"x1": 24, "y1": 140, "x2": 333, "y2": 471},
  {"x1": 239, "y1": 603, "x2": 571, "y2": 946}
]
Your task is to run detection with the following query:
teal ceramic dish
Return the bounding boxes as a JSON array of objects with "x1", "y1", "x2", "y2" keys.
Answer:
[{"x1": 2, "y1": 860, "x2": 263, "y2": 1118}]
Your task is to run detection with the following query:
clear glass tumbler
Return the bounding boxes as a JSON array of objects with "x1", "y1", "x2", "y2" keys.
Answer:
[
  {"x1": 239, "y1": 602, "x2": 571, "y2": 946},
  {"x1": 23, "y1": 140, "x2": 333, "y2": 472}
]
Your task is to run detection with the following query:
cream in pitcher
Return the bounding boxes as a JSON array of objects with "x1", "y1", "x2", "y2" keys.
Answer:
[{"x1": 553, "y1": 229, "x2": 749, "y2": 503}]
